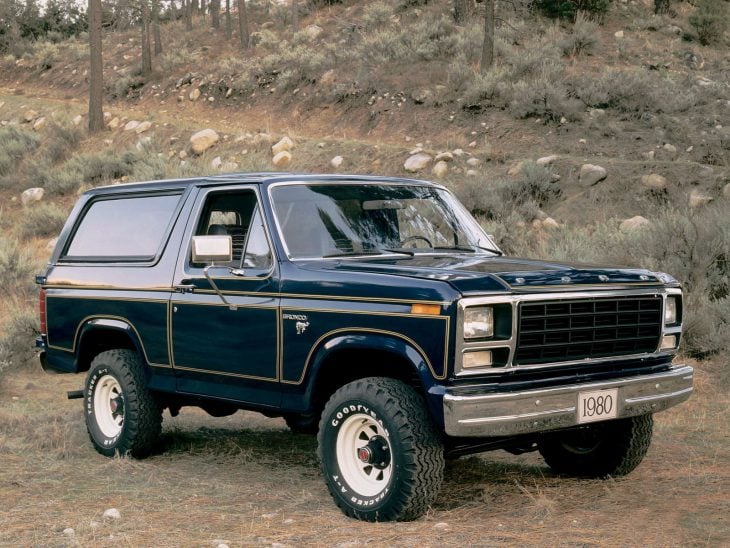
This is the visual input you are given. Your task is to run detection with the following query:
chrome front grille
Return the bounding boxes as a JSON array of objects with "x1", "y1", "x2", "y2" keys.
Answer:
[{"x1": 514, "y1": 296, "x2": 663, "y2": 366}]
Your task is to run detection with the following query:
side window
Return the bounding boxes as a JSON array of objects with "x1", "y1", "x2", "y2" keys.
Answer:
[
  {"x1": 65, "y1": 193, "x2": 181, "y2": 260},
  {"x1": 194, "y1": 190, "x2": 272, "y2": 270}
]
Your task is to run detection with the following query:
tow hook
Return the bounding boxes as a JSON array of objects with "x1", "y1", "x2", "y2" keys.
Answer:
[{"x1": 67, "y1": 389, "x2": 84, "y2": 400}]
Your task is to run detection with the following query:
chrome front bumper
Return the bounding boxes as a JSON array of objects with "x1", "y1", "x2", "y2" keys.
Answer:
[{"x1": 443, "y1": 365, "x2": 694, "y2": 437}]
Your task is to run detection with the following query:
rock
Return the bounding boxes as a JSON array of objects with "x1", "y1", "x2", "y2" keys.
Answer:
[
  {"x1": 222, "y1": 162, "x2": 238, "y2": 171},
  {"x1": 208, "y1": 96, "x2": 215, "y2": 102},
  {"x1": 23, "y1": 109, "x2": 38, "y2": 122},
  {"x1": 507, "y1": 161, "x2": 525, "y2": 177},
  {"x1": 689, "y1": 190, "x2": 713, "y2": 208},
  {"x1": 614, "y1": 30, "x2": 625, "y2": 38},
  {"x1": 536, "y1": 155, "x2": 559, "y2": 166},
  {"x1": 466, "y1": 169, "x2": 478, "y2": 177},
  {"x1": 189, "y1": 88, "x2": 201, "y2": 101},
  {"x1": 432, "y1": 160, "x2": 448, "y2": 178},
  {"x1": 190, "y1": 128, "x2": 220, "y2": 155},
  {"x1": 641, "y1": 150, "x2": 655, "y2": 160},
  {"x1": 411, "y1": 89, "x2": 432, "y2": 104},
  {"x1": 272, "y1": 150, "x2": 292, "y2": 167},
  {"x1": 723, "y1": 183, "x2": 730, "y2": 199},
  {"x1": 579, "y1": 164, "x2": 607, "y2": 186},
  {"x1": 103, "y1": 112, "x2": 112, "y2": 122},
  {"x1": 620, "y1": 216, "x2": 651, "y2": 232},
  {"x1": 667, "y1": 25, "x2": 682, "y2": 36},
  {"x1": 178, "y1": 150, "x2": 188, "y2": 159},
  {"x1": 434, "y1": 522, "x2": 450, "y2": 530},
  {"x1": 466, "y1": 157, "x2": 481, "y2": 167},
  {"x1": 272, "y1": 136, "x2": 294, "y2": 155},
  {"x1": 62, "y1": 528, "x2": 75, "y2": 537},
  {"x1": 21, "y1": 187, "x2": 44, "y2": 205},
  {"x1": 663, "y1": 143, "x2": 677, "y2": 153},
  {"x1": 641, "y1": 173, "x2": 667, "y2": 189},
  {"x1": 252, "y1": 133, "x2": 274, "y2": 145},
  {"x1": 542, "y1": 217, "x2": 560, "y2": 229},
  {"x1": 403, "y1": 153, "x2": 432, "y2": 172},
  {"x1": 107, "y1": 117, "x2": 120, "y2": 129},
  {"x1": 468, "y1": 141, "x2": 477, "y2": 148},
  {"x1": 135, "y1": 121, "x2": 152, "y2": 134},
  {"x1": 588, "y1": 108, "x2": 606, "y2": 118},
  {"x1": 72, "y1": 114, "x2": 83, "y2": 126},
  {"x1": 135, "y1": 137, "x2": 151, "y2": 150},
  {"x1": 330, "y1": 155, "x2": 344, "y2": 168},
  {"x1": 305, "y1": 24, "x2": 323, "y2": 40},
  {"x1": 452, "y1": 148, "x2": 466, "y2": 157},
  {"x1": 211, "y1": 156, "x2": 222, "y2": 169},
  {"x1": 124, "y1": 120, "x2": 140, "y2": 131},
  {"x1": 560, "y1": 116, "x2": 568, "y2": 124},
  {"x1": 434, "y1": 152, "x2": 454, "y2": 162},
  {"x1": 103, "y1": 508, "x2": 121, "y2": 520},
  {"x1": 320, "y1": 69, "x2": 336, "y2": 86},
  {"x1": 33, "y1": 117, "x2": 46, "y2": 130}
]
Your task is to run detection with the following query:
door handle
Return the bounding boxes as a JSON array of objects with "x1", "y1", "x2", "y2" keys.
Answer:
[{"x1": 174, "y1": 284, "x2": 196, "y2": 294}]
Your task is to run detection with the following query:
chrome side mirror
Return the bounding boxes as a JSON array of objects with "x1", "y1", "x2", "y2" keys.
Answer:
[{"x1": 191, "y1": 235, "x2": 232, "y2": 263}]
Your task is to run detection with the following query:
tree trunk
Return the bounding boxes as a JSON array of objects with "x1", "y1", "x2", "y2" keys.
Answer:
[
  {"x1": 480, "y1": 0, "x2": 494, "y2": 72},
  {"x1": 152, "y1": 0, "x2": 162, "y2": 55},
  {"x1": 654, "y1": 0, "x2": 669, "y2": 14},
  {"x1": 184, "y1": 0, "x2": 192, "y2": 30},
  {"x1": 88, "y1": 0, "x2": 104, "y2": 133},
  {"x1": 141, "y1": 0, "x2": 152, "y2": 75},
  {"x1": 454, "y1": 0, "x2": 471, "y2": 24},
  {"x1": 225, "y1": 0, "x2": 231, "y2": 38},
  {"x1": 292, "y1": 0, "x2": 298, "y2": 32},
  {"x1": 211, "y1": 0, "x2": 220, "y2": 29},
  {"x1": 238, "y1": 0, "x2": 249, "y2": 49}
]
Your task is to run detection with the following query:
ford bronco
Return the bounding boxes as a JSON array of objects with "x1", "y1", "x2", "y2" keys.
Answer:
[{"x1": 37, "y1": 173, "x2": 693, "y2": 521}]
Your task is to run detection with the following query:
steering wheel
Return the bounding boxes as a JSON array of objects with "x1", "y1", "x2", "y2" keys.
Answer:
[{"x1": 399, "y1": 235, "x2": 433, "y2": 248}]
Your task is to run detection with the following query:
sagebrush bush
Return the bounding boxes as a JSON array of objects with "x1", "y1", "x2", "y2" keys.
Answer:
[
  {"x1": 362, "y1": 2, "x2": 394, "y2": 29},
  {"x1": 0, "y1": 303, "x2": 39, "y2": 374},
  {"x1": 536, "y1": 0, "x2": 610, "y2": 19},
  {"x1": 689, "y1": 0, "x2": 729, "y2": 45},
  {"x1": 0, "y1": 237, "x2": 38, "y2": 297},
  {"x1": 19, "y1": 203, "x2": 68, "y2": 239},
  {"x1": 41, "y1": 149, "x2": 140, "y2": 194},
  {"x1": 0, "y1": 126, "x2": 40, "y2": 176},
  {"x1": 561, "y1": 13, "x2": 599, "y2": 56},
  {"x1": 44, "y1": 120, "x2": 83, "y2": 164}
]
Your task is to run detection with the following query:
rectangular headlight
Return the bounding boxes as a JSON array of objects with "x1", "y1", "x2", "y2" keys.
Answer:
[
  {"x1": 665, "y1": 296, "x2": 678, "y2": 325},
  {"x1": 464, "y1": 307, "x2": 494, "y2": 339},
  {"x1": 463, "y1": 350, "x2": 493, "y2": 369}
]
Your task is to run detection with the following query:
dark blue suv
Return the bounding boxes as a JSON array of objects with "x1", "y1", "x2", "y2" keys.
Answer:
[{"x1": 37, "y1": 173, "x2": 693, "y2": 521}]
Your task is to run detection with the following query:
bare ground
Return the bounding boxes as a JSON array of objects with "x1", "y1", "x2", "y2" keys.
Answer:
[{"x1": 0, "y1": 357, "x2": 727, "y2": 547}]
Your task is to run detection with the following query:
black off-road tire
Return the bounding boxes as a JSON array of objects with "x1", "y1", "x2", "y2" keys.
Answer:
[
  {"x1": 317, "y1": 377, "x2": 445, "y2": 522},
  {"x1": 538, "y1": 415, "x2": 654, "y2": 478},
  {"x1": 284, "y1": 412, "x2": 320, "y2": 435},
  {"x1": 84, "y1": 349, "x2": 162, "y2": 458}
]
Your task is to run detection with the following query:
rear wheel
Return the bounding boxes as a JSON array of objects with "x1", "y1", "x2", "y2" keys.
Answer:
[
  {"x1": 84, "y1": 349, "x2": 162, "y2": 458},
  {"x1": 318, "y1": 377, "x2": 444, "y2": 521},
  {"x1": 538, "y1": 415, "x2": 653, "y2": 478}
]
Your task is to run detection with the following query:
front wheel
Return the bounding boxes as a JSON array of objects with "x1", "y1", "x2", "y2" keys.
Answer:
[
  {"x1": 318, "y1": 377, "x2": 444, "y2": 521},
  {"x1": 84, "y1": 349, "x2": 162, "y2": 458},
  {"x1": 538, "y1": 414, "x2": 654, "y2": 478}
]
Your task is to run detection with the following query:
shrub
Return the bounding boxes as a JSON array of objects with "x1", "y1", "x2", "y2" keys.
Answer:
[
  {"x1": 0, "y1": 237, "x2": 38, "y2": 297},
  {"x1": 0, "y1": 303, "x2": 39, "y2": 374},
  {"x1": 362, "y1": 2, "x2": 394, "y2": 30},
  {"x1": 42, "y1": 149, "x2": 139, "y2": 195},
  {"x1": 535, "y1": 0, "x2": 610, "y2": 20},
  {"x1": 561, "y1": 13, "x2": 600, "y2": 56},
  {"x1": 44, "y1": 120, "x2": 83, "y2": 164},
  {"x1": 19, "y1": 203, "x2": 68, "y2": 239},
  {"x1": 0, "y1": 126, "x2": 40, "y2": 176},
  {"x1": 689, "y1": 0, "x2": 728, "y2": 45}
]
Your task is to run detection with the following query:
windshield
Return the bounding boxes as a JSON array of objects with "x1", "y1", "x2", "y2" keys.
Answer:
[{"x1": 270, "y1": 183, "x2": 500, "y2": 259}]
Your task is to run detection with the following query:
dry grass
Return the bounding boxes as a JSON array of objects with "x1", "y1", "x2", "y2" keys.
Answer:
[{"x1": 0, "y1": 357, "x2": 727, "y2": 546}]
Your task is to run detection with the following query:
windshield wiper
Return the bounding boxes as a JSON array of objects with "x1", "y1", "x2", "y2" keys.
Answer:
[
  {"x1": 323, "y1": 248, "x2": 414, "y2": 258},
  {"x1": 432, "y1": 244, "x2": 503, "y2": 256}
]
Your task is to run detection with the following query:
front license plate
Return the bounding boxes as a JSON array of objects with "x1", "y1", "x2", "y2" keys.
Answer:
[{"x1": 577, "y1": 388, "x2": 619, "y2": 424}]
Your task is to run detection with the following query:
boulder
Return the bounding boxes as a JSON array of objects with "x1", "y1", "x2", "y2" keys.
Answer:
[
  {"x1": 222, "y1": 162, "x2": 238, "y2": 171},
  {"x1": 466, "y1": 157, "x2": 481, "y2": 167},
  {"x1": 689, "y1": 190, "x2": 713, "y2": 208},
  {"x1": 189, "y1": 88, "x2": 201, "y2": 101},
  {"x1": 432, "y1": 160, "x2": 448, "y2": 178},
  {"x1": 542, "y1": 217, "x2": 560, "y2": 229},
  {"x1": 614, "y1": 30, "x2": 625, "y2": 38},
  {"x1": 135, "y1": 121, "x2": 152, "y2": 134},
  {"x1": 620, "y1": 216, "x2": 651, "y2": 232},
  {"x1": 319, "y1": 69, "x2": 336, "y2": 86},
  {"x1": 102, "y1": 508, "x2": 121, "y2": 521},
  {"x1": 107, "y1": 117, "x2": 120, "y2": 129},
  {"x1": 723, "y1": 183, "x2": 730, "y2": 199},
  {"x1": 452, "y1": 148, "x2": 466, "y2": 157},
  {"x1": 663, "y1": 143, "x2": 677, "y2": 153},
  {"x1": 403, "y1": 153, "x2": 432, "y2": 172},
  {"x1": 411, "y1": 89, "x2": 432, "y2": 104},
  {"x1": 507, "y1": 161, "x2": 525, "y2": 177},
  {"x1": 23, "y1": 109, "x2": 38, "y2": 123},
  {"x1": 33, "y1": 117, "x2": 46, "y2": 131},
  {"x1": 21, "y1": 187, "x2": 44, "y2": 205},
  {"x1": 641, "y1": 173, "x2": 667, "y2": 189},
  {"x1": 536, "y1": 155, "x2": 559, "y2": 166},
  {"x1": 72, "y1": 114, "x2": 83, "y2": 126},
  {"x1": 434, "y1": 151, "x2": 454, "y2": 162},
  {"x1": 272, "y1": 136, "x2": 294, "y2": 155},
  {"x1": 272, "y1": 151, "x2": 292, "y2": 167},
  {"x1": 190, "y1": 128, "x2": 219, "y2": 154},
  {"x1": 124, "y1": 120, "x2": 140, "y2": 131},
  {"x1": 330, "y1": 155, "x2": 344, "y2": 168},
  {"x1": 466, "y1": 169, "x2": 478, "y2": 177},
  {"x1": 211, "y1": 156, "x2": 222, "y2": 169},
  {"x1": 579, "y1": 164, "x2": 607, "y2": 186}
]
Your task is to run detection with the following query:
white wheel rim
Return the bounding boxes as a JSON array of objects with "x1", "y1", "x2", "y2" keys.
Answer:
[
  {"x1": 94, "y1": 375, "x2": 124, "y2": 438},
  {"x1": 335, "y1": 413, "x2": 393, "y2": 498}
]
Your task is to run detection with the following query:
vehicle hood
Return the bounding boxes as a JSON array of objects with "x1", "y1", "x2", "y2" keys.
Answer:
[{"x1": 304, "y1": 255, "x2": 666, "y2": 294}]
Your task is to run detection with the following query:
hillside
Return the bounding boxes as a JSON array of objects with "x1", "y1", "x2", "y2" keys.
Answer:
[{"x1": 0, "y1": 0, "x2": 729, "y2": 543}]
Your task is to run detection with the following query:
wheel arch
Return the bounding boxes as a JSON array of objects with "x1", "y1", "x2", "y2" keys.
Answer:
[
  {"x1": 75, "y1": 318, "x2": 148, "y2": 374},
  {"x1": 301, "y1": 331, "x2": 439, "y2": 419}
]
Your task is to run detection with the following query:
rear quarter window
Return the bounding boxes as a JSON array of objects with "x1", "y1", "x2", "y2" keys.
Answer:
[{"x1": 64, "y1": 193, "x2": 182, "y2": 260}]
